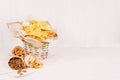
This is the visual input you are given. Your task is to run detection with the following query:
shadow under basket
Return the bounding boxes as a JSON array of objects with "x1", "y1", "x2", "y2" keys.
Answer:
[{"x1": 23, "y1": 41, "x2": 49, "y2": 60}]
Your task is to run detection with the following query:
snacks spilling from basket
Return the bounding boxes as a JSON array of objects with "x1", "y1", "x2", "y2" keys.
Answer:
[
  {"x1": 7, "y1": 20, "x2": 58, "y2": 75},
  {"x1": 8, "y1": 46, "x2": 43, "y2": 75}
]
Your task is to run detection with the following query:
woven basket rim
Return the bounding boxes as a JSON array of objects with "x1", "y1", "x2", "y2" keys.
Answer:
[{"x1": 23, "y1": 41, "x2": 49, "y2": 48}]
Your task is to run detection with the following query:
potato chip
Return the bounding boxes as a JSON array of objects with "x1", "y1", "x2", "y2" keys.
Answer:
[{"x1": 22, "y1": 20, "x2": 57, "y2": 41}]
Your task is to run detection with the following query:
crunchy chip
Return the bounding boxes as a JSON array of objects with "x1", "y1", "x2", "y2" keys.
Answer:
[{"x1": 22, "y1": 20, "x2": 57, "y2": 41}]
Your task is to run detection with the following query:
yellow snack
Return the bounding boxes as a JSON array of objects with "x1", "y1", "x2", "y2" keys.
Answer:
[
  {"x1": 23, "y1": 25, "x2": 41, "y2": 38},
  {"x1": 22, "y1": 20, "x2": 57, "y2": 41},
  {"x1": 29, "y1": 20, "x2": 51, "y2": 30},
  {"x1": 38, "y1": 21, "x2": 51, "y2": 30},
  {"x1": 29, "y1": 20, "x2": 38, "y2": 25}
]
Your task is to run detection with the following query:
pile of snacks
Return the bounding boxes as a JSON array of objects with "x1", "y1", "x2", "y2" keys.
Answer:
[
  {"x1": 8, "y1": 46, "x2": 43, "y2": 75},
  {"x1": 22, "y1": 20, "x2": 57, "y2": 41}
]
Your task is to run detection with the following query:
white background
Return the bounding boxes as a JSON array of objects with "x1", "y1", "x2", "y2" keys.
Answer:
[
  {"x1": 0, "y1": 0, "x2": 120, "y2": 80},
  {"x1": 0, "y1": 0, "x2": 120, "y2": 48}
]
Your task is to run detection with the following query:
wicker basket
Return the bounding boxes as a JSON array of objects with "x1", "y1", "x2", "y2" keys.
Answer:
[{"x1": 23, "y1": 41, "x2": 49, "y2": 60}]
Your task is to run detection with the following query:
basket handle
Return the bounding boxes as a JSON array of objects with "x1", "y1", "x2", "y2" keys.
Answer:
[
  {"x1": 7, "y1": 21, "x2": 22, "y2": 28},
  {"x1": 7, "y1": 21, "x2": 26, "y2": 38}
]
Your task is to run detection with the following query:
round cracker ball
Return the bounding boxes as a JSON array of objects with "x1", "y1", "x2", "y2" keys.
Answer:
[{"x1": 12, "y1": 46, "x2": 27, "y2": 58}]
